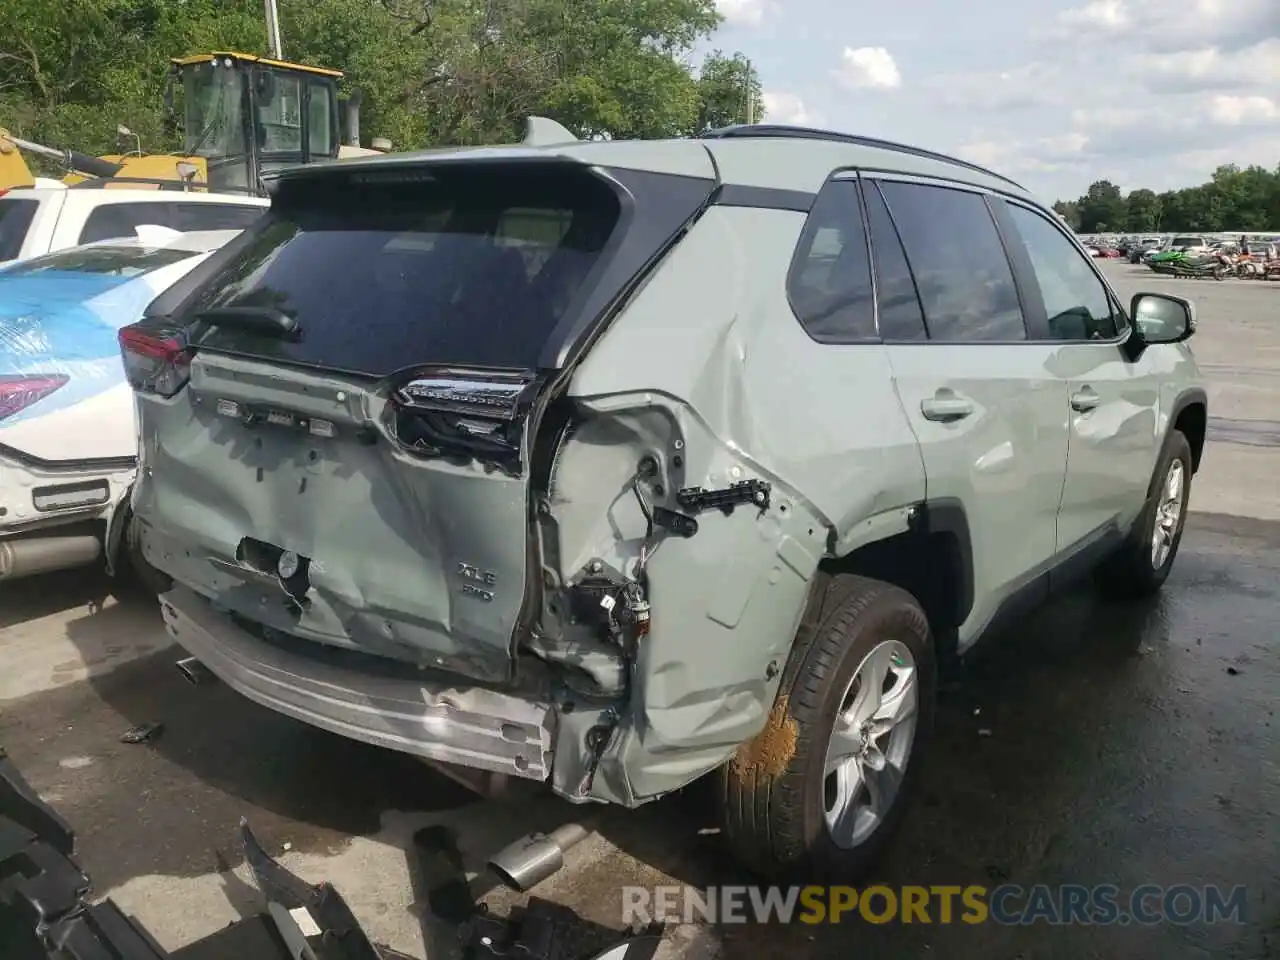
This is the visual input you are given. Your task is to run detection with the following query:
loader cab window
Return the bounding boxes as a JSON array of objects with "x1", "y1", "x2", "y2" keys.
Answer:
[
  {"x1": 254, "y1": 69, "x2": 303, "y2": 155},
  {"x1": 307, "y1": 79, "x2": 337, "y2": 159},
  {"x1": 181, "y1": 60, "x2": 249, "y2": 161}
]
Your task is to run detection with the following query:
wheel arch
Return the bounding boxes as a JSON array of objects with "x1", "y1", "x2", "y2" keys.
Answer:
[
  {"x1": 820, "y1": 498, "x2": 974, "y2": 663},
  {"x1": 1169, "y1": 388, "x2": 1207, "y2": 473}
]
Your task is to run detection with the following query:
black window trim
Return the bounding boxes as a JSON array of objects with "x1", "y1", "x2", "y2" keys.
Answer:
[
  {"x1": 865, "y1": 171, "x2": 1036, "y2": 346},
  {"x1": 996, "y1": 195, "x2": 1133, "y2": 346},
  {"x1": 856, "y1": 175, "x2": 930, "y2": 341}
]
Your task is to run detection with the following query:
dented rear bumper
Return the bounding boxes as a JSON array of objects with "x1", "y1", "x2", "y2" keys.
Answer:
[{"x1": 158, "y1": 585, "x2": 555, "y2": 781}]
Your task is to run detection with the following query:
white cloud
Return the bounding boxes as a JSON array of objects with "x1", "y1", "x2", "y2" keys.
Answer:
[
  {"x1": 833, "y1": 46, "x2": 902, "y2": 91},
  {"x1": 957, "y1": 133, "x2": 1092, "y2": 176},
  {"x1": 760, "y1": 91, "x2": 825, "y2": 126},
  {"x1": 1209, "y1": 95, "x2": 1280, "y2": 125},
  {"x1": 1125, "y1": 38, "x2": 1280, "y2": 92},
  {"x1": 1049, "y1": 0, "x2": 1278, "y2": 50},
  {"x1": 715, "y1": 0, "x2": 771, "y2": 27},
  {"x1": 1057, "y1": 0, "x2": 1129, "y2": 29},
  {"x1": 698, "y1": 0, "x2": 1280, "y2": 199},
  {"x1": 924, "y1": 61, "x2": 1066, "y2": 111}
]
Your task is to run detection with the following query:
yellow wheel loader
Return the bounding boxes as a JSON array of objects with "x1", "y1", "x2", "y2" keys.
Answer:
[{"x1": 1, "y1": 52, "x2": 380, "y2": 196}]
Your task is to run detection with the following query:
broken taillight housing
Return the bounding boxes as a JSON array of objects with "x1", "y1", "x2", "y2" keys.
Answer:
[
  {"x1": 118, "y1": 324, "x2": 192, "y2": 397},
  {"x1": 384, "y1": 371, "x2": 538, "y2": 474},
  {"x1": 0, "y1": 373, "x2": 69, "y2": 422}
]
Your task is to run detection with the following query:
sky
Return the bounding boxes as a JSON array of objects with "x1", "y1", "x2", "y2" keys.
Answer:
[{"x1": 700, "y1": 0, "x2": 1280, "y2": 203}]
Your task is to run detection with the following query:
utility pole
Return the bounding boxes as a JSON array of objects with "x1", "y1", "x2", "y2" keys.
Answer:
[{"x1": 265, "y1": 0, "x2": 284, "y2": 59}]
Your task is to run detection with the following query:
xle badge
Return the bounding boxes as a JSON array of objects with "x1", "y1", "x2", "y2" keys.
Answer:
[{"x1": 457, "y1": 561, "x2": 497, "y2": 602}]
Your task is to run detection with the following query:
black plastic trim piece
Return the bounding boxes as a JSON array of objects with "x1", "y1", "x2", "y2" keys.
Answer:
[
  {"x1": 918, "y1": 498, "x2": 975, "y2": 627},
  {"x1": 712, "y1": 184, "x2": 814, "y2": 212},
  {"x1": 698, "y1": 123, "x2": 1027, "y2": 190},
  {"x1": 1169, "y1": 388, "x2": 1209, "y2": 472}
]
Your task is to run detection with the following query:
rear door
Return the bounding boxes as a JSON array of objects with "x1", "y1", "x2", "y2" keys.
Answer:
[
  {"x1": 866, "y1": 175, "x2": 1071, "y2": 646},
  {"x1": 127, "y1": 159, "x2": 714, "y2": 683}
]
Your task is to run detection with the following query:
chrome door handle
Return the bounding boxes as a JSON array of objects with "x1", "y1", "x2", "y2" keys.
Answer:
[
  {"x1": 1070, "y1": 389, "x2": 1100, "y2": 413},
  {"x1": 921, "y1": 395, "x2": 974, "y2": 422}
]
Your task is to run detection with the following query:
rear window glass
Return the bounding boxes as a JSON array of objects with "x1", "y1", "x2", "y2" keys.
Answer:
[
  {"x1": 79, "y1": 201, "x2": 263, "y2": 244},
  {"x1": 187, "y1": 165, "x2": 622, "y2": 374},
  {"x1": 7, "y1": 244, "x2": 192, "y2": 278},
  {"x1": 0, "y1": 198, "x2": 39, "y2": 262},
  {"x1": 1170, "y1": 237, "x2": 1203, "y2": 247}
]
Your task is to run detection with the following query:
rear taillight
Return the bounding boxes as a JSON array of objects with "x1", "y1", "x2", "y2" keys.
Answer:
[
  {"x1": 0, "y1": 374, "x2": 69, "y2": 422},
  {"x1": 384, "y1": 373, "x2": 537, "y2": 475},
  {"x1": 118, "y1": 325, "x2": 192, "y2": 397}
]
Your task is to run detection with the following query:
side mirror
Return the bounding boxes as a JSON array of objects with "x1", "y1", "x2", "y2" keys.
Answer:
[{"x1": 1130, "y1": 292, "x2": 1196, "y2": 344}]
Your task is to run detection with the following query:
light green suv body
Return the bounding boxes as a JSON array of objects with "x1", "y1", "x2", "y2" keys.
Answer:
[{"x1": 120, "y1": 121, "x2": 1206, "y2": 880}]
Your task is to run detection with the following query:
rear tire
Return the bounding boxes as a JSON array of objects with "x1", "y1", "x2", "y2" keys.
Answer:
[
  {"x1": 122, "y1": 511, "x2": 172, "y2": 596},
  {"x1": 1096, "y1": 430, "x2": 1193, "y2": 599},
  {"x1": 719, "y1": 574, "x2": 936, "y2": 881}
]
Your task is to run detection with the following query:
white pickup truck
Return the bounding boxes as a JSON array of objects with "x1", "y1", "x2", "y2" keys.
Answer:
[{"x1": 0, "y1": 184, "x2": 267, "y2": 263}]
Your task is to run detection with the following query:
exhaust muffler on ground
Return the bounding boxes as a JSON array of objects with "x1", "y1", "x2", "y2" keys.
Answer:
[{"x1": 487, "y1": 823, "x2": 590, "y2": 891}]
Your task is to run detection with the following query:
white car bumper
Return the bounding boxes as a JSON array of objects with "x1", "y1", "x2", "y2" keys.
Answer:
[{"x1": 0, "y1": 449, "x2": 135, "y2": 579}]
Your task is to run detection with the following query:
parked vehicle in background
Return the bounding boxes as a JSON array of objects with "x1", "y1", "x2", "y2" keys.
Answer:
[
  {"x1": 0, "y1": 186, "x2": 267, "y2": 264},
  {"x1": 0, "y1": 230, "x2": 243, "y2": 586},
  {"x1": 121, "y1": 120, "x2": 1207, "y2": 882},
  {"x1": 1129, "y1": 238, "x2": 1163, "y2": 263},
  {"x1": 1167, "y1": 235, "x2": 1208, "y2": 254}
]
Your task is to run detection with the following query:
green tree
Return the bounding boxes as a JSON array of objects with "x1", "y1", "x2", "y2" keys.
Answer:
[
  {"x1": 1056, "y1": 165, "x2": 1280, "y2": 234},
  {"x1": 694, "y1": 50, "x2": 763, "y2": 132},
  {"x1": 0, "y1": 0, "x2": 756, "y2": 168},
  {"x1": 1052, "y1": 200, "x2": 1080, "y2": 229},
  {"x1": 1124, "y1": 188, "x2": 1161, "y2": 232},
  {"x1": 1077, "y1": 180, "x2": 1126, "y2": 233}
]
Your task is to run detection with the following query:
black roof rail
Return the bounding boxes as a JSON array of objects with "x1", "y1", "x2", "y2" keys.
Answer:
[{"x1": 698, "y1": 124, "x2": 1026, "y2": 191}]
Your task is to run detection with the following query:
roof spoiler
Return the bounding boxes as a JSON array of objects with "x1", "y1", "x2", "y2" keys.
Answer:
[{"x1": 522, "y1": 116, "x2": 579, "y2": 147}]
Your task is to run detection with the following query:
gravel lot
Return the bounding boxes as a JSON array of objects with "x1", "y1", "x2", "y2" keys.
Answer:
[{"x1": 1, "y1": 261, "x2": 1276, "y2": 960}]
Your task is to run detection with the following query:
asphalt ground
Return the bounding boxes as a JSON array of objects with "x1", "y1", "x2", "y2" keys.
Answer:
[{"x1": 1, "y1": 261, "x2": 1276, "y2": 959}]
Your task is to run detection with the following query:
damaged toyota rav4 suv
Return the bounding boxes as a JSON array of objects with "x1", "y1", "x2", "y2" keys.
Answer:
[{"x1": 120, "y1": 120, "x2": 1206, "y2": 880}]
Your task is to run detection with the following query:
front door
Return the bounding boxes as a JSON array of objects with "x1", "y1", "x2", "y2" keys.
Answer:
[{"x1": 996, "y1": 200, "x2": 1163, "y2": 552}]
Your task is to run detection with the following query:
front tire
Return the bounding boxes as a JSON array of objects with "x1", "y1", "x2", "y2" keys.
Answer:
[
  {"x1": 1096, "y1": 430, "x2": 1193, "y2": 598},
  {"x1": 719, "y1": 574, "x2": 936, "y2": 881}
]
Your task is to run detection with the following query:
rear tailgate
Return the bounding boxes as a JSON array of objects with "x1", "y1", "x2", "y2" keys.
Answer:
[{"x1": 127, "y1": 156, "x2": 715, "y2": 684}]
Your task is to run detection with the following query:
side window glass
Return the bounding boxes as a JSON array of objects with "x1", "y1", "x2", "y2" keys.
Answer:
[
  {"x1": 1005, "y1": 204, "x2": 1120, "y2": 340},
  {"x1": 864, "y1": 182, "x2": 927, "y2": 340},
  {"x1": 171, "y1": 203, "x2": 266, "y2": 232},
  {"x1": 78, "y1": 203, "x2": 173, "y2": 244},
  {"x1": 786, "y1": 179, "x2": 875, "y2": 342},
  {"x1": 307, "y1": 79, "x2": 335, "y2": 158},
  {"x1": 876, "y1": 181, "x2": 1026, "y2": 342}
]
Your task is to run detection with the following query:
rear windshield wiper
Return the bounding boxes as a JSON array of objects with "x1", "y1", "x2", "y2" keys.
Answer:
[{"x1": 196, "y1": 306, "x2": 301, "y2": 339}]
